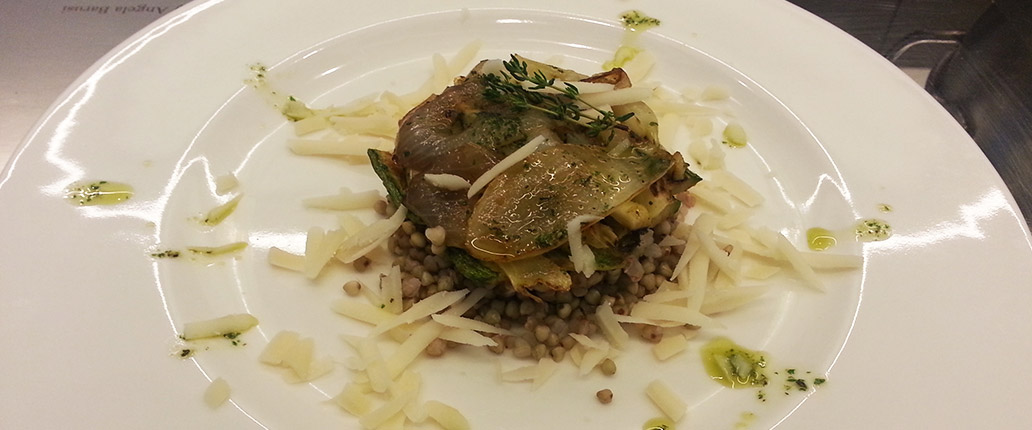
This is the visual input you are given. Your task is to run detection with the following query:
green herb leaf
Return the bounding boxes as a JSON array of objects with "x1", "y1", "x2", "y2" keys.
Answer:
[{"x1": 482, "y1": 55, "x2": 635, "y2": 137}]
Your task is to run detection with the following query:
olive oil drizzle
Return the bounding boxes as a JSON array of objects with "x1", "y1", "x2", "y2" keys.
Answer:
[
  {"x1": 643, "y1": 417, "x2": 674, "y2": 430},
  {"x1": 701, "y1": 337, "x2": 769, "y2": 388},
  {"x1": 66, "y1": 180, "x2": 133, "y2": 206},
  {"x1": 806, "y1": 227, "x2": 837, "y2": 251}
]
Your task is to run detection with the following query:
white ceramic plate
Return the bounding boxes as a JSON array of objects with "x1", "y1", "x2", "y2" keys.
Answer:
[{"x1": 2, "y1": 0, "x2": 1031, "y2": 428}]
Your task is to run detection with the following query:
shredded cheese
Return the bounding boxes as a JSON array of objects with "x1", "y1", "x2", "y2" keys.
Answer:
[
  {"x1": 467, "y1": 135, "x2": 547, "y2": 198},
  {"x1": 446, "y1": 40, "x2": 483, "y2": 77},
  {"x1": 611, "y1": 314, "x2": 685, "y2": 328},
  {"x1": 258, "y1": 330, "x2": 334, "y2": 383},
  {"x1": 304, "y1": 227, "x2": 349, "y2": 279},
  {"x1": 259, "y1": 330, "x2": 301, "y2": 365},
  {"x1": 372, "y1": 290, "x2": 468, "y2": 336},
  {"x1": 579, "y1": 345, "x2": 610, "y2": 376},
  {"x1": 423, "y1": 173, "x2": 471, "y2": 191},
  {"x1": 700, "y1": 286, "x2": 770, "y2": 315},
  {"x1": 431, "y1": 314, "x2": 513, "y2": 335},
  {"x1": 331, "y1": 113, "x2": 398, "y2": 138},
  {"x1": 689, "y1": 183, "x2": 736, "y2": 214},
  {"x1": 335, "y1": 205, "x2": 408, "y2": 264},
  {"x1": 691, "y1": 213, "x2": 741, "y2": 283},
  {"x1": 643, "y1": 290, "x2": 695, "y2": 304},
  {"x1": 567, "y1": 214, "x2": 603, "y2": 277},
  {"x1": 653, "y1": 333, "x2": 690, "y2": 361},
  {"x1": 358, "y1": 389, "x2": 416, "y2": 430},
  {"x1": 381, "y1": 265, "x2": 403, "y2": 314},
  {"x1": 267, "y1": 246, "x2": 304, "y2": 272},
  {"x1": 334, "y1": 383, "x2": 374, "y2": 416},
  {"x1": 669, "y1": 231, "x2": 701, "y2": 281},
  {"x1": 425, "y1": 400, "x2": 471, "y2": 430},
  {"x1": 331, "y1": 298, "x2": 394, "y2": 325},
  {"x1": 385, "y1": 321, "x2": 446, "y2": 378},
  {"x1": 568, "y1": 333, "x2": 608, "y2": 351},
  {"x1": 629, "y1": 302, "x2": 719, "y2": 328},
  {"x1": 773, "y1": 233, "x2": 824, "y2": 291},
  {"x1": 302, "y1": 187, "x2": 382, "y2": 210},
  {"x1": 203, "y1": 378, "x2": 231, "y2": 408},
  {"x1": 595, "y1": 303, "x2": 629, "y2": 349},
  {"x1": 532, "y1": 357, "x2": 559, "y2": 390},
  {"x1": 646, "y1": 379, "x2": 687, "y2": 421},
  {"x1": 282, "y1": 337, "x2": 314, "y2": 380},
  {"x1": 357, "y1": 338, "x2": 391, "y2": 393},
  {"x1": 578, "y1": 86, "x2": 653, "y2": 108},
  {"x1": 438, "y1": 328, "x2": 497, "y2": 347},
  {"x1": 291, "y1": 114, "x2": 331, "y2": 136},
  {"x1": 182, "y1": 313, "x2": 258, "y2": 340},
  {"x1": 710, "y1": 170, "x2": 764, "y2": 207}
]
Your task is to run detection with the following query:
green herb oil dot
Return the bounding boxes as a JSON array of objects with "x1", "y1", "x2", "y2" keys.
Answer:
[
  {"x1": 620, "y1": 10, "x2": 662, "y2": 31},
  {"x1": 701, "y1": 337, "x2": 769, "y2": 388},
  {"x1": 854, "y1": 218, "x2": 893, "y2": 242}
]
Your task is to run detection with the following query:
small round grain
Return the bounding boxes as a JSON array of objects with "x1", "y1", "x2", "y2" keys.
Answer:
[
  {"x1": 352, "y1": 256, "x2": 372, "y2": 272},
  {"x1": 640, "y1": 324, "x2": 664, "y2": 343},
  {"x1": 409, "y1": 232, "x2": 427, "y2": 248},
  {"x1": 425, "y1": 226, "x2": 446, "y2": 246},
  {"x1": 550, "y1": 346, "x2": 566, "y2": 362},
  {"x1": 532, "y1": 343, "x2": 548, "y2": 360},
  {"x1": 426, "y1": 338, "x2": 446, "y2": 357},
  {"x1": 534, "y1": 324, "x2": 551, "y2": 343},
  {"x1": 512, "y1": 338, "x2": 532, "y2": 358},
  {"x1": 343, "y1": 280, "x2": 362, "y2": 296},
  {"x1": 401, "y1": 221, "x2": 416, "y2": 235},
  {"x1": 402, "y1": 277, "x2": 422, "y2": 297}
]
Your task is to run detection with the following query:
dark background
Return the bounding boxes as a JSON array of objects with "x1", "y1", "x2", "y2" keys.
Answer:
[
  {"x1": 790, "y1": 0, "x2": 994, "y2": 67},
  {"x1": 793, "y1": 0, "x2": 1032, "y2": 227}
]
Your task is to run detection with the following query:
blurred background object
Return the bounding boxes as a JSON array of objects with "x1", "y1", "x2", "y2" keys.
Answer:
[
  {"x1": 791, "y1": 0, "x2": 1032, "y2": 226},
  {"x1": 790, "y1": 0, "x2": 993, "y2": 68}
]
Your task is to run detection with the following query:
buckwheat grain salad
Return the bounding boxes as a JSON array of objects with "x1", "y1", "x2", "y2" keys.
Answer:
[{"x1": 252, "y1": 41, "x2": 861, "y2": 429}]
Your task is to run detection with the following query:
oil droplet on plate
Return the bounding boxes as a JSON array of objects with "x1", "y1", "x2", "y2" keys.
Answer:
[
  {"x1": 643, "y1": 417, "x2": 674, "y2": 430},
  {"x1": 65, "y1": 180, "x2": 133, "y2": 206},
  {"x1": 734, "y1": 411, "x2": 758, "y2": 429},
  {"x1": 805, "y1": 227, "x2": 837, "y2": 251}
]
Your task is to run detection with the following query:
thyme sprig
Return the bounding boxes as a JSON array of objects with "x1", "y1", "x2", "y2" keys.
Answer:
[{"x1": 483, "y1": 55, "x2": 634, "y2": 137}]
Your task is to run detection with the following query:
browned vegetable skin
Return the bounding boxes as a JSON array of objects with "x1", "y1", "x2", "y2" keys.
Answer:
[
  {"x1": 374, "y1": 55, "x2": 699, "y2": 295},
  {"x1": 394, "y1": 59, "x2": 561, "y2": 181},
  {"x1": 466, "y1": 142, "x2": 672, "y2": 261}
]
